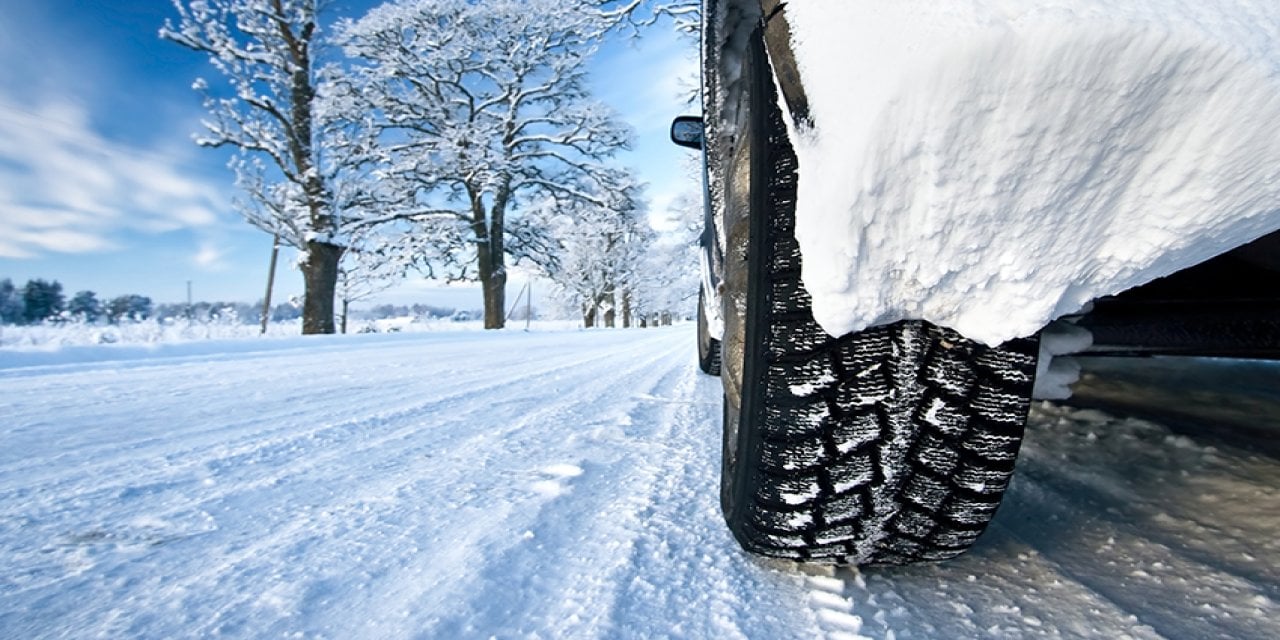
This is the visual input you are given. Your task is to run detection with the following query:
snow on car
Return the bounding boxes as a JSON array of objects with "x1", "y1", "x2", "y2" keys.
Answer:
[{"x1": 785, "y1": 0, "x2": 1280, "y2": 345}]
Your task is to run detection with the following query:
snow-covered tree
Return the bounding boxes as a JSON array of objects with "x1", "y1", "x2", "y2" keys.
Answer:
[
  {"x1": 589, "y1": 0, "x2": 701, "y2": 36},
  {"x1": 22, "y1": 279, "x2": 65, "y2": 324},
  {"x1": 162, "y1": 0, "x2": 354, "y2": 334},
  {"x1": 535, "y1": 176, "x2": 653, "y2": 328},
  {"x1": 632, "y1": 238, "x2": 698, "y2": 324},
  {"x1": 0, "y1": 279, "x2": 22, "y2": 325},
  {"x1": 335, "y1": 242, "x2": 404, "y2": 334},
  {"x1": 330, "y1": 0, "x2": 635, "y2": 329},
  {"x1": 107, "y1": 295, "x2": 155, "y2": 324},
  {"x1": 68, "y1": 291, "x2": 103, "y2": 323},
  {"x1": 628, "y1": 183, "x2": 701, "y2": 327}
]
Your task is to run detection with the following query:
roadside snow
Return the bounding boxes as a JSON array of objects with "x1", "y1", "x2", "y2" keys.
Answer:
[
  {"x1": 0, "y1": 319, "x2": 581, "y2": 370},
  {"x1": 784, "y1": 1, "x2": 1280, "y2": 345},
  {"x1": 0, "y1": 318, "x2": 581, "y2": 352}
]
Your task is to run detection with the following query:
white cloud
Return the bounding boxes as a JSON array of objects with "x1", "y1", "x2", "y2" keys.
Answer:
[
  {"x1": 193, "y1": 241, "x2": 228, "y2": 271},
  {"x1": 0, "y1": 97, "x2": 228, "y2": 259},
  {"x1": 0, "y1": 226, "x2": 115, "y2": 259}
]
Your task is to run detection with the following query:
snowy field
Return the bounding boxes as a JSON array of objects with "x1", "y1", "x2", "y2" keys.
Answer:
[
  {"x1": 1, "y1": 327, "x2": 1277, "y2": 638},
  {"x1": 0, "y1": 318, "x2": 582, "y2": 351}
]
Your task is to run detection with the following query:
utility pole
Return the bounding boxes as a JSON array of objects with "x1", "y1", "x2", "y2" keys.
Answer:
[
  {"x1": 261, "y1": 234, "x2": 280, "y2": 335},
  {"x1": 186, "y1": 280, "x2": 193, "y2": 320},
  {"x1": 506, "y1": 281, "x2": 529, "y2": 322}
]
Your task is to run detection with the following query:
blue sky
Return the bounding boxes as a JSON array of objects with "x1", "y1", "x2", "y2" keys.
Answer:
[{"x1": 0, "y1": 1, "x2": 698, "y2": 310}]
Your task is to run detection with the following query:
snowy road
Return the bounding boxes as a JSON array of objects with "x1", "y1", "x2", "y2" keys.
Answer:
[{"x1": 1, "y1": 328, "x2": 1277, "y2": 639}]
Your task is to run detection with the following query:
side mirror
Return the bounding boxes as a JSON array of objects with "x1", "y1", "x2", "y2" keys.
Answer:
[{"x1": 670, "y1": 115, "x2": 704, "y2": 150}]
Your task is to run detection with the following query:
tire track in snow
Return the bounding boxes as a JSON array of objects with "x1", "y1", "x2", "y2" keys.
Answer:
[
  {"x1": 414, "y1": 350, "x2": 821, "y2": 640},
  {"x1": 0, "y1": 330, "x2": 665, "y2": 520},
  {"x1": 168, "y1": 330, "x2": 697, "y2": 638},
  {"x1": 0, "y1": 330, "x2": 692, "y2": 637},
  {"x1": 364, "y1": 336, "x2": 697, "y2": 639},
  {"x1": 804, "y1": 568, "x2": 891, "y2": 640},
  {"x1": 993, "y1": 471, "x2": 1279, "y2": 639},
  {"x1": 822, "y1": 515, "x2": 1168, "y2": 639},
  {"x1": 0, "y1": 331, "x2": 660, "y2": 495},
  {"x1": 601, "y1": 366, "x2": 760, "y2": 640},
  {"x1": 167, "y1": 330, "x2": 671, "y2": 496},
  {"x1": 595, "y1": 370, "x2": 829, "y2": 640}
]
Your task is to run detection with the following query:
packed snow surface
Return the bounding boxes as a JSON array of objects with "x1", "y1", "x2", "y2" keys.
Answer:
[
  {"x1": 2, "y1": 327, "x2": 1278, "y2": 638},
  {"x1": 783, "y1": 1, "x2": 1280, "y2": 345}
]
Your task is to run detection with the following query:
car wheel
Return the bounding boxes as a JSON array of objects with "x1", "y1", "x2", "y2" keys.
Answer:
[{"x1": 717, "y1": 24, "x2": 1041, "y2": 565}]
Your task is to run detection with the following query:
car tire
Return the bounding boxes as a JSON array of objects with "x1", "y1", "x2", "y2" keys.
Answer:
[{"x1": 717, "y1": 23, "x2": 1041, "y2": 565}]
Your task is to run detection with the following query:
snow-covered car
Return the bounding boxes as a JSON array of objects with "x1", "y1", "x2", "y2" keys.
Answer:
[{"x1": 672, "y1": 0, "x2": 1280, "y2": 566}]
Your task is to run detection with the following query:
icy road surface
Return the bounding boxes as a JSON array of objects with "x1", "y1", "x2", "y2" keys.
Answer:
[{"x1": 1, "y1": 327, "x2": 1277, "y2": 638}]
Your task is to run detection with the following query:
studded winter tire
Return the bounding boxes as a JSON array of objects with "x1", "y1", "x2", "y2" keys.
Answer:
[{"x1": 717, "y1": 24, "x2": 1041, "y2": 566}]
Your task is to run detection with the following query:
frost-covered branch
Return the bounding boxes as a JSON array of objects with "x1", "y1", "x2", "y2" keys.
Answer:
[
  {"x1": 588, "y1": 0, "x2": 701, "y2": 37},
  {"x1": 332, "y1": 0, "x2": 636, "y2": 329},
  {"x1": 162, "y1": 0, "x2": 362, "y2": 334}
]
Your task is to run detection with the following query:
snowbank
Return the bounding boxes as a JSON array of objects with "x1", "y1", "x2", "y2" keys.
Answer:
[
  {"x1": 0, "y1": 320, "x2": 585, "y2": 371},
  {"x1": 784, "y1": 1, "x2": 1280, "y2": 345},
  {"x1": 0, "y1": 319, "x2": 304, "y2": 350}
]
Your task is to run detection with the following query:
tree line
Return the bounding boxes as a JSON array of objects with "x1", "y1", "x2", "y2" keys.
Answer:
[
  {"x1": 0, "y1": 278, "x2": 156, "y2": 325},
  {"x1": 161, "y1": 0, "x2": 699, "y2": 335},
  {"x1": 0, "y1": 277, "x2": 300, "y2": 326},
  {"x1": 0, "y1": 277, "x2": 482, "y2": 328}
]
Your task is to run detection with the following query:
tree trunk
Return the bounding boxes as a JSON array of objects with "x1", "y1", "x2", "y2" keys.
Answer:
[
  {"x1": 584, "y1": 303, "x2": 596, "y2": 328},
  {"x1": 603, "y1": 291, "x2": 616, "y2": 329},
  {"x1": 477, "y1": 230, "x2": 506, "y2": 329},
  {"x1": 621, "y1": 290, "x2": 632, "y2": 328},
  {"x1": 341, "y1": 298, "x2": 349, "y2": 334},
  {"x1": 480, "y1": 267, "x2": 506, "y2": 329},
  {"x1": 301, "y1": 241, "x2": 341, "y2": 335},
  {"x1": 282, "y1": 11, "x2": 337, "y2": 338},
  {"x1": 471, "y1": 180, "x2": 510, "y2": 330}
]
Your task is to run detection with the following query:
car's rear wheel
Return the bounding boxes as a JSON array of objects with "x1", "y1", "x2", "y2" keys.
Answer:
[
  {"x1": 698, "y1": 288, "x2": 723, "y2": 375},
  {"x1": 717, "y1": 23, "x2": 1041, "y2": 565}
]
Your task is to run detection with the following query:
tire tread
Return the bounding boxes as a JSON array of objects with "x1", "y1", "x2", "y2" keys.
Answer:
[{"x1": 724, "y1": 27, "x2": 1039, "y2": 565}]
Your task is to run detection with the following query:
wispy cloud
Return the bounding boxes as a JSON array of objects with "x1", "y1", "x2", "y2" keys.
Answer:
[
  {"x1": 0, "y1": 98, "x2": 228, "y2": 259},
  {"x1": 193, "y1": 241, "x2": 228, "y2": 271}
]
